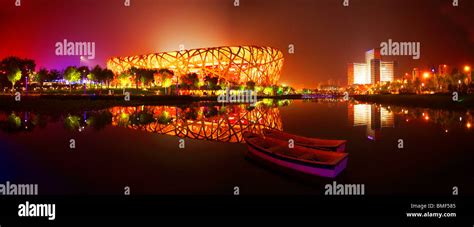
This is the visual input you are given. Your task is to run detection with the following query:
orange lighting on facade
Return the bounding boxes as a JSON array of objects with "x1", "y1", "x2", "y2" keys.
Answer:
[{"x1": 106, "y1": 46, "x2": 284, "y2": 86}]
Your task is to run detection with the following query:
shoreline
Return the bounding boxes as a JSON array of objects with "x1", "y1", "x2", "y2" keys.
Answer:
[
  {"x1": 2, "y1": 93, "x2": 474, "y2": 113},
  {"x1": 0, "y1": 94, "x2": 302, "y2": 113},
  {"x1": 353, "y1": 94, "x2": 474, "y2": 110}
]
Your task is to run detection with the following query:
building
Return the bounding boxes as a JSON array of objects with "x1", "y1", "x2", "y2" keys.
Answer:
[
  {"x1": 412, "y1": 68, "x2": 420, "y2": 81},
  {"x1": 348, "y1": 63, "x2": 369, "y2": 85},
  {"x1": 380, "y1": 61, "x2": 396, "y2": 82},
  {"x1": 106, "y1": 46, "x2": 284, "y2": 86},
  {"x1": 347, "y1": 63, "x2": 354, "y2": 85},
  {"x1": 348, "y1": 49, "x2": 397, "y2": 85}
]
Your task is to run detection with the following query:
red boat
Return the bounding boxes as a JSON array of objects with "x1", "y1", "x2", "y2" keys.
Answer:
[
  {"x1": 242, "y1": 132, "x2": 348, "y2": 178},
  {"x1": 263, "y1": 129, "x2": 346, "y2": 152}
]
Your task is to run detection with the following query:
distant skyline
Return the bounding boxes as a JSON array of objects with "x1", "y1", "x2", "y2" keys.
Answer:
[{"x1": 1, "y1": 0, "x2": 473, "y2": 88}]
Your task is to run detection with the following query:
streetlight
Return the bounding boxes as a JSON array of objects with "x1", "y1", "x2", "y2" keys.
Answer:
[
  {"x1": 423, "y1": 72, "x2": 430, "y2": 79},
  {"x1": 80, "y1": 56, "x2": 87, "y2": 95},
  {"x1": 464, "y1": 65, "x2": 472, "y2": 84},
  {"x1": 464, "y1": 65, "x2": 471, "y2": 73}
]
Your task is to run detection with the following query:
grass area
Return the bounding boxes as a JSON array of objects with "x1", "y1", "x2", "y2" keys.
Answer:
[{"x1": 353, "y1": 94, "x2": 474, "y2": 110}]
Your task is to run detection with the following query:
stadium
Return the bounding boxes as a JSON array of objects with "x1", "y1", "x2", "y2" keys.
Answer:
[{"x1": 106, "y1": 46, "x2": 284, "y2": 86}]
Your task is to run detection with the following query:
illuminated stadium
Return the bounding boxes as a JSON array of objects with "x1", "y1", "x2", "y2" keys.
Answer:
[{"x1": 106, "y1": 46, "x2": 284, "y2": 86}]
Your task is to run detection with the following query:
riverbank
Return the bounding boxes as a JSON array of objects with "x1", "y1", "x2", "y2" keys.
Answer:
[
  {"x1": 353, "y1": 94, "x2": 474, "y2": 110},
  {"x1": 0, "y1": 94, "x2": 302, "y2": 113}
]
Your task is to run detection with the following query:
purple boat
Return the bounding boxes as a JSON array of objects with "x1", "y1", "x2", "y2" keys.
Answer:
[{"x1": 242, "y1": 132, "x2": 348, "y2": 178}]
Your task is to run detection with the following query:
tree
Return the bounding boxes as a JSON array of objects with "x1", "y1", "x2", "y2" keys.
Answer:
[
  {"x1": 246, "y1": 80, "x2": 256, "y2": 90},
  {"x1": 118, "y1": 72, "x2": 132, "y2": 88},
  {"x1": 162, "y1": 77, "x2": 172, "y2": 95},
  {"x1": 78, "y1": 66, "x2": 89, "y2": 80},
  {"x1": 182, "y1": 73, "x2": 199, "y2": 89},
  {"x1": 91, "y1": 65, "x2": 103, "y2": 87},
  {"x1": 48, "y1": 70, "x2": 61, "y2": 82},
  {"x1": 204, "y1": 75, "x2": 218, "y2": 90},
  {"x1": 102, "y1": 69, "x2": 114, "y2": 88},
  {"x1": 158, "y1": 68, "x2": 174, "y2": 94},
  {"x1": 7, "y1": 68, "x2": 21, "y2": 90},
  {"x1": 63, "y1": 66, "x2": 81, "y2": 92},
  {"x1": 35, "y1": 68, "x2": 49, "y2": 90},
  {"x1": 0, "y1": 56, "x2": 36, "y2": 89},
  {"x1": 133, "y1": 68, "x2": 156, "y2": 89},
  {"x1": 129, "y1": 67, "x2": 139, "y2": 90}
]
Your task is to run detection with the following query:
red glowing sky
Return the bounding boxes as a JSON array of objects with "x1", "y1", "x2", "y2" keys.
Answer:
[{"x1": 1, "y1": 0, "x2": 473, "y2": 88}]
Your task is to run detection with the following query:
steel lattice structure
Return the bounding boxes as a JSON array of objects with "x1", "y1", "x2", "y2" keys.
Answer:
[
  {"x1": 106, "y1": 46, "x2": 284, "y2": 85},
  {"x1": 109, "y1": 104, "x2": 283, "y2": 143}
]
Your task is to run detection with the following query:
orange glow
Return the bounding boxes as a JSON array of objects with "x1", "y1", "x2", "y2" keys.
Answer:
[
  {"x1": 425, "y1": 116, "x2": 429, "y2": 120},
  {"x1": 107, "y1": 104, "x2": 283, "y2": 143},
  {"x1": 107, "y1": 46, "x2": 284, "y2": 86},
  {"x1": 467, "y1": 122, "x2": 472, "y2": 129},
  {"x1": 423, "y1": 72, "x2": 430, "y2": 79},
  {"x1": 464, "y1": 65, "x2": 471, "y2": 72}
]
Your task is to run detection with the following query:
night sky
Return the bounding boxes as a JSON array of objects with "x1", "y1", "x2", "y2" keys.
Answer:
[{"x1": 1, "y1": 0, "x2": 473, "y2": 88}]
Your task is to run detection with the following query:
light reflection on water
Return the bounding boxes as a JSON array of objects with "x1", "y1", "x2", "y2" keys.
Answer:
[
  {"x1": 348, "y1": 101, "x2": 473, "y2": 140},
  {"x1": 0, "y1": 99, "x2": 472, "y2": 142},
  {"x1": 0, "y1": 99, "x2": 473, "y2": 195},
  {"x1": 0, "y1": 99, "x2": 290, "y2": 143}
]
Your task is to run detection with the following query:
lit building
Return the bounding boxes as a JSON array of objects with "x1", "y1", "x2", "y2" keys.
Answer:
[
  {"x1": 380, "y1": 61, "x2": 396, "y2": 82},
  {"x1": 347, "y1": 63, "x2": 354, "y2": 85},
  {"x1": 106, "y1": 46, "x2": 284, "y2": 86},
  {"x1": 366, "y1": 49, "x2": 381, "y2": 84},
  {"x1": 348, "y1": 63, "x2": 369, "y2": 85},
  {"x1": 412, "y1": 68, "x2": 420, "y2": 81},
  {"x1": 348, "y1": 49, "x2": 396, "y2": 85}
]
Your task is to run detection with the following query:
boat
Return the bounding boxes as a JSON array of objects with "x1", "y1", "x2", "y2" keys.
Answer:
[
  {"x1": 262, "y1": 129, "x2": 346, "y2": 152},
  {"x1": 242, "y1": 132, "x2": 348, "y2": 178}
]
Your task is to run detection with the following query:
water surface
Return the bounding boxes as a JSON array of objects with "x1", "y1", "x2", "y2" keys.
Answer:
[{"x1": 0, "y1": 99, "x2": 472, "y2": 195}]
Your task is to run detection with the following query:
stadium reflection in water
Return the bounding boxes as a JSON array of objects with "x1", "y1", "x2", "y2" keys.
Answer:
[
  {"x1": 108, "y1": 101, "x2": 284, "y2": 143},
  {"x1": 0, "y1": 99, "x2": 288, "y2": 143}
]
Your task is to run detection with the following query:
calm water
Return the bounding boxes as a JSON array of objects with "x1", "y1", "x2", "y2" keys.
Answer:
[{"x1": 0, "y1": 99, "x2": 473, "y2": 195}]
